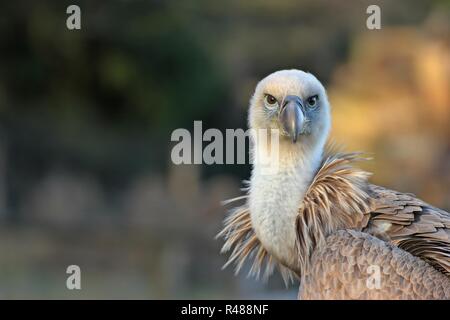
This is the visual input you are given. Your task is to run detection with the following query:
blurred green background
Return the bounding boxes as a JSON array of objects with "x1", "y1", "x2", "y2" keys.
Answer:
[{"x1": 0, "y1": 0, "x2": 448, "y2": 298}]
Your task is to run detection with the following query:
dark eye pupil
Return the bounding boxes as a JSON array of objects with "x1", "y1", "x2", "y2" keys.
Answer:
[
  {"x1": 308, "y1": 96, "x2": 317, "y2": 105},
  {"x1": 266, "y1": 95, "x2": 276, "y2": 104}
]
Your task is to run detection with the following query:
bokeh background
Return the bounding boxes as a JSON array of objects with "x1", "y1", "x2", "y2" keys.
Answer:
[{"x1": 0, "y1": 0, "x2": 448, "y2": 299}]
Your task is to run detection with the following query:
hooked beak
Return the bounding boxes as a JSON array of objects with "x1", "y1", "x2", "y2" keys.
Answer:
[{"x1": 279, "y1": 95, "x2": 305, "y2": 143}]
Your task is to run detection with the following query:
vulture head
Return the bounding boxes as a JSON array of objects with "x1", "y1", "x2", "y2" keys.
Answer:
[{"x1": 249, "y1": 69, "x2": 331, "y2": 151}]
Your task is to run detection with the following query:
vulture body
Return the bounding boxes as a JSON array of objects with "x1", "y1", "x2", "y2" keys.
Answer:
[
  {"x1": 300, "y1": 230, "x2": 450, "y2": 299},
  {"x1": 217, "y1": 69, "x2": 450, "y2": 299}
]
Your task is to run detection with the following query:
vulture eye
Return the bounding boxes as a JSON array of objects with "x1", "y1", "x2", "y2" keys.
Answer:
[
  {"x1": 307, "y1": 95, "x2": 318, "y2": 108},
  {"x1": 264, "y1": 94, "x2": 279, "y2": 109}
]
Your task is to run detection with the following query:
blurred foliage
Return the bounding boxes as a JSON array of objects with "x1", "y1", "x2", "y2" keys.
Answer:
[{"x1": 330, "y1": 19, "x2": 450, "y2": 208}]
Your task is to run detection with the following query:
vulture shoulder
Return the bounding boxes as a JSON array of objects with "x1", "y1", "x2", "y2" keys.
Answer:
[
  {"x1": 299, "y1": 229, "x2": 450, "y2": 300},
  {"x1": 298, "y1": 151, "x2": 450, "y2": 276},
  {"x1": 365, "y1": 185, "x2": 450, "y2": 275}
]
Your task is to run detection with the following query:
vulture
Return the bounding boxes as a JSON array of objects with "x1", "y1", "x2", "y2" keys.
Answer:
[{"x1": 217, "y1": 69, "x2": 450, "y2": 299}]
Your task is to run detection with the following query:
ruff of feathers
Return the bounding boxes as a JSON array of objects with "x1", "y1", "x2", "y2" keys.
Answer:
[{"x1": 216, "y1": 151, "x2": 372, "y2": 284}]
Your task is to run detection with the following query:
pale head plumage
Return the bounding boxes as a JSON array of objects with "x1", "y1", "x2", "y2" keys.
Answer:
[{"x1": 248, "y1": 69, "x2": 331, "y2": 154}]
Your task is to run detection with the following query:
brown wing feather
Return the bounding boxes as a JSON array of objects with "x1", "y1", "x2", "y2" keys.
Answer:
[
  {"x1": 299, "y1": 230, "x2": 450, "y2": 299},
  {"x1": 364, "y1": 185, "x2": 450, "y2": 275}
]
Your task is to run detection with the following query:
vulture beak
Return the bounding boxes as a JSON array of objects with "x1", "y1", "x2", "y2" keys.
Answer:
[{"x1": 279, "y1": 95, "x2": 305, "y2": 143}]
